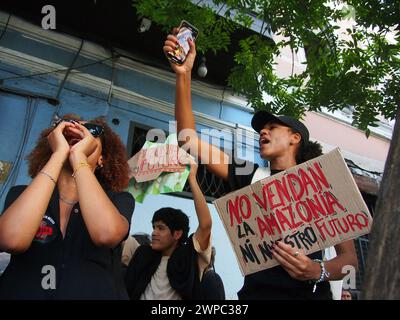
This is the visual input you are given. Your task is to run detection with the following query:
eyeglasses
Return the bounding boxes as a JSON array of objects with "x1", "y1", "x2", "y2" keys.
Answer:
[{"x1": 52, "y1": 118, "x2": 105, "y2": 138}]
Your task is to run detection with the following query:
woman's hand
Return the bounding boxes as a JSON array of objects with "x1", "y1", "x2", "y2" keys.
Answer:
[
  {"x1": 163, "y1": 28, "x2": 196, "y2": 75},
  {"x1": 272, "y1": 241, "x2": 321, "y2": 281},
  {"x1": 47, "y1": 121, "x2": 75, "y2": 161},
  {"x1": 68, "y1": 122, "x2": 100, "y2": 165}
]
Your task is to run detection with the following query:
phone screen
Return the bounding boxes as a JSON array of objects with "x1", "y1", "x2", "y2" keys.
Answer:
[{"x1": 168, "y1": 21, "x2": 198, "y2": 65}]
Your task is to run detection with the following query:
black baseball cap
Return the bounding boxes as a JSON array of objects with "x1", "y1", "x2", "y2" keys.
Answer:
[{"x1": 251, "y1": 110, "x2": 309, "y2": 144}]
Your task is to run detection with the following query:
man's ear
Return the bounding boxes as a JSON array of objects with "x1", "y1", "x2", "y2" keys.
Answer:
[
  {"x1": 290, "y1": 132, "x2": 302, "y2": 146},
  {"x1": 173, "y1": 230, "x2": 183, "y2": 242}
]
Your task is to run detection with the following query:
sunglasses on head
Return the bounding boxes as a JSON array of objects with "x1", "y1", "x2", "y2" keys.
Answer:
[
  {"x1": 83, "y1": 123, "x2": 105, "y2": 138},
  {"x1": 53, "y1": 118, "x2": 105, "y2": 138}
]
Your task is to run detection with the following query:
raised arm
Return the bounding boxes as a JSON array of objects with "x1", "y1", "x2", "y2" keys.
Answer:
[
  {"x1": 188, "y1": 160, "x2": 212, "y2": 251},
  {"x1": 0, "y1": 122, "x2": 73, "y2": 253},
  {"x1": 163, "y1": 31, "x2": 229, "y2": 181}
]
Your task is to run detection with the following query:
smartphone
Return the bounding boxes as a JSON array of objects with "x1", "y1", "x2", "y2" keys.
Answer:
[{"x1": 167, "y1": 20, "x2": 199, "y2": 65}]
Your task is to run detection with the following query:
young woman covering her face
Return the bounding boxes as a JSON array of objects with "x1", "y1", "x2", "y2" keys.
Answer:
[{"x1": 0, "y1": 114, "x2": 135, "y2": 299}]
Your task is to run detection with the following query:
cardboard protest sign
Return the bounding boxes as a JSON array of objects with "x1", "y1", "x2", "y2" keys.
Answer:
[
  {"x1": 127, "y1": 134, "x2": 191, "y2": 203},
  {"x1": 213, "y1": 148, "x2": 373, "y2": 276},
  {"x1": 128, "y1": 134, "x2": 188, "y2": 183}
]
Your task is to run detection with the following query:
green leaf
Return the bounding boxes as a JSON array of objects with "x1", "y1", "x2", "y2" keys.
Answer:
[{"x1": 365, "y1": 128, "x2": 371, "y2": 139}]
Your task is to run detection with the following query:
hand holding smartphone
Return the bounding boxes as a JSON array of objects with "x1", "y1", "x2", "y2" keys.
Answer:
[{"x1": 167, "y1": 20, "x2": 198, "y2": 65}]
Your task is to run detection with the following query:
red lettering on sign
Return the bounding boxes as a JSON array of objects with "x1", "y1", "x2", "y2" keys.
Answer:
[
  {"x1": 256, "y1": 216, "x2": 271, "y2": 239},
  {"x1": 227, "y1": 197, "x2": 242, "y2": 227},
  {"x1": 227, "y1": 195, "x2": 252, "y2": 226},
  {"x1": 295, "y1": 201, "x2": 313, "y2": 223},
  {"x1": 298, "y1": 168, "x2": 318, "y2": 196},
  {"x1": 256, "y1": 214, "x2": 281, "y2": 237},
  {"x1": 252, "y1": 186, "x2": 268, "y2": 212},
  {"x1": 265, "y1": 181, "x2": 284, "y2": 210},
  {"x1": 239, "y1": 195, "x2": 252, "y2": 220},
  {"x1": 305, "y1": 194, "x2": 328, "y2": 219},
  {"x1": 287, "y1": 173, "x2": 304, "y2": 201},
  {"x1": 275, "y1": 209, "x2": 292, "y2": 232},
  {"x1": 308, "y1": 162, "x2": 330, "y2": 190},
  {"x1": 325, "y1": 191, "x2": 346, "y2": 213}
]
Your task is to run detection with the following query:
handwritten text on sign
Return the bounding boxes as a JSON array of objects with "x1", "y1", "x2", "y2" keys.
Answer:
[{"x1": 213, "y1": 148, "x2": 373, "y2": 276}]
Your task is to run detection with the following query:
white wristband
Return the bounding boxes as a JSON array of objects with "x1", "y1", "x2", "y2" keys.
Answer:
[{"x1": 312, "y1": 259, "x2": 330, "y2": 293}]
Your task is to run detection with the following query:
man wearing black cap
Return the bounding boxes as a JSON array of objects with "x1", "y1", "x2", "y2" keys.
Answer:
[{"x1": 163, "y1": 31, "x2": 358, "y2": 300}]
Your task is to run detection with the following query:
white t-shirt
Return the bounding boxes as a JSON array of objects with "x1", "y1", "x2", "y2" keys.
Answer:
[
  {"x1": 251, "y1": 166, "x2": 271, "y2": 184},
  {"x1": 140, "y1": 256, "x2": 182, "y2": 300},
  {"x1": 122, "y1": 235, "x2": 212, "y2": 300}
]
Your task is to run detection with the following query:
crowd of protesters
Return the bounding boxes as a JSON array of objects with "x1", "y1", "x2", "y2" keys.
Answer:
[{"x1": 0, "y1": 26, "x2": 358, "y2": 301}]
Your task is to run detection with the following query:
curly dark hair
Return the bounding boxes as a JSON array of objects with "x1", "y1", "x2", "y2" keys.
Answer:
[
  {"x1": 292, "y1": 131, "x2": 323, "y2": 164},
  {"x1": 152, "y1": 207, "x2": 190, "y2": 245},
  {"x1": 27, "y1": 114, "x2": 130, "y2": 192}
]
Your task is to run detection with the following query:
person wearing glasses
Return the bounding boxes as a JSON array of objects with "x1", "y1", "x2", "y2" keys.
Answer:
[
  {"x1": 163, "y1": 30, "x2": 358, "y2": 300},
  {"x1": 0, "y1": 114, "x2": 135, "y2": 299}
]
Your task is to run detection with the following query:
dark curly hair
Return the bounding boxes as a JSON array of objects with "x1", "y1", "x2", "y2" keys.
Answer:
[
  {"x1": 290, "y1": 126, "x2": 323, "y2": 164},
  {"x1": 152, "y1": 207, "x2": 190, "y2": 245},
  {"x1": 27, "y1": 114, "x2": 130, "y2": 192}
]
